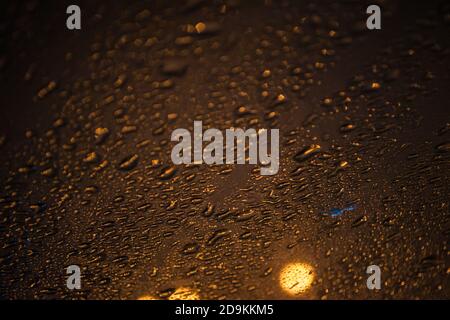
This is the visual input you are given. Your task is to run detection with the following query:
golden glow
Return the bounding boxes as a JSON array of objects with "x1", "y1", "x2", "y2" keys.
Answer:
[
  {"x1": 169, "y1": 287, "x2": 200, "y2": 300},
  {"x1": 339, "y1": 160, "x2": 349, "y2": 168},
  {"x1": 371, "y1": 82, "x2": 381, "y2": 89},
  {"x1": 137, "y1": 295, "x2": 158, "y2": 300},
  {"x1": 262, "y1": 70, "x2": 271, "y2": 78},
  {"x1": 195, "y1": 22, "x2": 206, "y2": 34},
  {"x1": 276, "y1": 94, "x2": 286, "y2": 102},
  {"x1": 279, "y1": 262, "x2": 314, "y2": 295}
]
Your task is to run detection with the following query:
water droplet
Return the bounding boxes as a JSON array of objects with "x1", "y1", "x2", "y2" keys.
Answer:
[{"x1": 118, "y1": 154, "x2": 139, "y2": 171}]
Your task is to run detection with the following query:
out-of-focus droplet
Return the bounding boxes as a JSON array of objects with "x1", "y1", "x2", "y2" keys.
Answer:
[
  {"x1": 340, "y1": 123, "x2": 356, "y2": 133},
  {"x1": 293, "y1": 144, "x2": 321, "y2": 162},
  {"x1": 435, "y1": 141, "x2": 450, "y2": 153},
  {"x1": 195, "y1": 22, "x2": 206, "y2": 33},
  {"x1": 118, "y1": 154, "x2": 139, "y2": 171},
  {"x1": 158, "y1": 166, "x2": 177, "y2": 180},
  {"x1": 322, "y1": 97, "x2": 333, "y2": 107},
  {"x1": 83, "y1": 152, "x2": 99, "y2": 164},
  {"x1": 37, "y1": 81, "x2": 57, "y2": 99},
  {"x1": 371, "y1": 82, "x2": 381, "y2": 90},
  {"x1": 95, "y1": 127, "x2": 110, "y2": 144}
]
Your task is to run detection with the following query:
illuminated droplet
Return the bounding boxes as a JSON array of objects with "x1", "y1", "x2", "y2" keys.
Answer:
[
  {"x1": 168, "y1": 113, "x2": 178, "y2": 121},
  {"x1": 279, "y1": 262, "x2": 314, "y2": 295},
  {"x1": 83, "y1": 152, "x2": 99, "y2": 163},
  {"x1": 339, "y1": 160, "x2": 349, "y2": 168},
  {"x1": 195, "y1": 22, "x2": 206, "y2": 33},
  {"x1": 322, "y1": 97, "x2": 333, "y2": 106},
  {"x1": 169, "y1": 287, "x2": 200, "y2": 300},
  {"x1": 277, "y1": 94, "x2": 286, "y2": 102},
  {"x1": 371, "y1": 82, "x2": 381, "y2": 90}
]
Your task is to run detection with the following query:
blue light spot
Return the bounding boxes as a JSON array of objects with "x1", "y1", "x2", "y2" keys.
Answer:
[{"x1": 322, "y1": 204, "x2": 356, "y2": 217}]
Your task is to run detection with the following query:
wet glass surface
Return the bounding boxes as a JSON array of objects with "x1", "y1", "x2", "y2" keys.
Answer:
[{"x1": 0, "y1": 0, "x2": 448, "y2": 299}]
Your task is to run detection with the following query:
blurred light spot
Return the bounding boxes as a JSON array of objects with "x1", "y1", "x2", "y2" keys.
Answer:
[
  {"x1": 371, "y1": 82, "x2": 381, "y2": 90},
  {"x1": 321, "y1": 204, "x2": 356, "y2": 217},
  {"x1": 262, "y1": 69, "x2": 271, "y2": 78},
  {"x1": 169, "y1": 287, "x2": 200, "y2": 300},
  {"x1": 137, "y1": 295, "x2": 158, "y2": 300},
  {"x1": 276, "y1": 94, "x2": 286, "y2": 102},
  {"x1": 279, "y1": 262, "x2": 314, "y2": 295}
]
